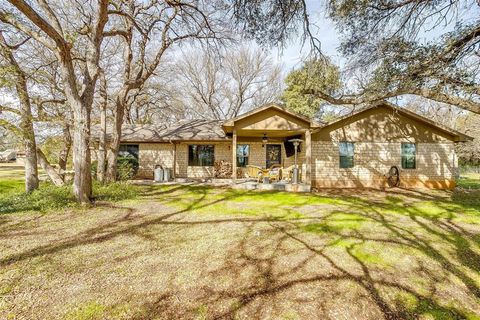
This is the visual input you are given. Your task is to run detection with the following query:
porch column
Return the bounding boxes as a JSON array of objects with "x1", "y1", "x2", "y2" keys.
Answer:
[
  {"x1": 232, "y1": 129, "x2": 237, "y2": 182},
  {"x1": 305, "y1": 129, "x2": 312, "y2": 185},
  {"x1": 172, "y1": 143, "x2": 176, "y2": 178}
]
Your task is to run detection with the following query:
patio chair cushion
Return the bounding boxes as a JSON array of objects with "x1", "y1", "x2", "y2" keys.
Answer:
[{"x1": 245, "y1": 165, "x2": 264, "y2": 182}]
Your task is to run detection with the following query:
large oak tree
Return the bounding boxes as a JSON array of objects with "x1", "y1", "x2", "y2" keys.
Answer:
[
  {"x1": 232, "y1": 0, "x2": 480, "y2": 114},
  {"x1": 1, "y1": 0, "x2": 109, "y2": 203}
]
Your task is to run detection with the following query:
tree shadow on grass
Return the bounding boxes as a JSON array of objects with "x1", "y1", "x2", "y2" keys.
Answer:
[{"x1": 2, "y1": 185, "x2": 479, "y2": 319}]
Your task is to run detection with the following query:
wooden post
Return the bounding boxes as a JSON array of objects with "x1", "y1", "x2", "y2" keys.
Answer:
[
  {"x1": 232, "y1": 129, "x2": 237, "y2": 182},
  {"x1": 172, "y1": 143, "x2": 177, "y2": 179},
  {"x1": 305, "y1": 129, "x2": 312, "y2": 185}
]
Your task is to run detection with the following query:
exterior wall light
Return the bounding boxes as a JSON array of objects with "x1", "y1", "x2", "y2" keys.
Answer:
[{"x1": 262, "y1": 133, "x2": 268, "y2": 145}]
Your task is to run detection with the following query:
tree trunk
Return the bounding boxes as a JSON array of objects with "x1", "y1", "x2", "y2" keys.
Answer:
[
  {"x1": 97, "y1": 71, "x2": 107, "y2": 183},
  {"x1": 71, "y1": 104, "x2": 93, "y2": 203},
  {"x1": 0, "y1": 32, "x2": 39, "y2": 192},
  {"x1": 4, "y1": 0, "x2": 110, "y2": 203},
  {"x1": 58, "y1": 123, "x2": 72, "y2": 181},
  {"x1": 37, "y1": 148, "x2": 64, "y2": 186},
  {"x1": 19, "y1": 90, "x2": 39, "y2": 193},
  {"x1": 105, "y1": 93, "x2": 126, "y2": 183},
  {"x1": 97, "y1": 106, "x2": 107, "y2": 183},
  {"x1": 53, "y1": 42, "x2": 96, "y2": 204}
]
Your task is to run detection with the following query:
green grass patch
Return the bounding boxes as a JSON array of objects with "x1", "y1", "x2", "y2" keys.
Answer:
[
  {"x1": 458, "y1": 173, "x2": 480, "y2": 189},
  {"x1": 0, "y1": 168, "x2": 25, "y2": 180},
  {"x1": 149, "y1": 185, "x2": 348, "y2": 220},
  {"x1": 64, "y1": 301, "x2": 106, "y2": 320},
  {"x1": 0, "y1": 182, "x2": 138, "y2": 214},
  {"x1": 0, "y1": 179, "x2": 24, "y2": 194},
  {"x1": 301, "y1": 212, "x2": 368, "y2": 234}
]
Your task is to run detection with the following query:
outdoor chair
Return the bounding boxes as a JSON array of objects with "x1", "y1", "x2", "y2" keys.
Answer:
[
  {"x1": 245, "y1": 165, "x2": 264, "y2": 182},
  {"x1": 268, "y1": 164, "x2": 282, "y2": 182}
]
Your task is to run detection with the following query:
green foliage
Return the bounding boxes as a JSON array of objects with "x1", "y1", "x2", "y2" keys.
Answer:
[
  {"x1": 0, "y1": 179, "x2": 24, "y2": 194},
  {"x1": 326, "y1": 0, "x2": 479, "y2": 110},
  {"x1": 64, "y1": 301, "x2": 106, "y2": 320},
  {"x1": 0, "y1": 181, "x2": 137, "y2": 214},
  {"x1": 231, "y1": 0, "x2": 308, "y2": 47},
  {"x1": 282, "y1": 58, "x2": 341, "y2": 119},
  {"x1": 91, "y1": 160, "x2": 98, "y2": 178},
  {"x1": 91, "y1": 156, "x2": 138, "y2": 181},
  {"x1": 116, "y1": 155, "x2": 138, "y2": 181},
  {"x1": 0, "y1": 183, "x2": 76, "y2": 213},
  {"x1": 40, "y1": 136, "x2": 71, "y2": 166},
  {"x1": 90, "y1": 155, "x2": 138, "y2": 181},
  {"x1": 93, "y1": 181, "x2": 138, "y2": 201}
]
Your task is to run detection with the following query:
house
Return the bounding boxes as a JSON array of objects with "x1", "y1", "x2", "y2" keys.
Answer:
[{"x1": 113, "y1": 101, "x2": 472, "y2": 190}]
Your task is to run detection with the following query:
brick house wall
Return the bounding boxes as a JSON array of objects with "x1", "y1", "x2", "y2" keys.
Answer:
[
  {"x1": 136, "y1": 140, "x2": 306, "y2": 180},
  {"x1": 311, "y1": 106, "x2": 460, "y2": 189},
  {"x1": 312, "y1": 141, "x2": 457, "y2": 188},
  {"x1": 137, "y1": 143, "x2": 174, "y2": 179},
  {"x1": 130, "y1": 104, "x2": 463, "y2": 189}
]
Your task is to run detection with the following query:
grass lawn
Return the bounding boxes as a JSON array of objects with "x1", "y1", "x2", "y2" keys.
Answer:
[{"x1": 1, "y1": 166, "x2": 480, "y2": 319}]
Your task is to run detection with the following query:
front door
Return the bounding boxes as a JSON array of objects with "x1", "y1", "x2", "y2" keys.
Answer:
[{"x1": 266, "y1": 144, "x2": 282, "y2": 168}]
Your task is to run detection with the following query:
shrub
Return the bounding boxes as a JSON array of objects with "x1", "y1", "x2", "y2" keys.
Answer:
[
  {"x1": 93, "y1": 181, "x2": 138, "y2": 201},
  {"x1": 91, "y1": 160, "x2": 98, "y2": 179},
  {"x1": 91, "y1": 156, "x2": 138, "y2": 181},
  {"x1": 117, "y1": 155, "x2": 138, "y2": 181},
  {"x1": 0, "y1": 183, "x2": 76, "y2": 214},
  {"x1": 0, "y1": 181, "x2": 138, "y2": 214}
]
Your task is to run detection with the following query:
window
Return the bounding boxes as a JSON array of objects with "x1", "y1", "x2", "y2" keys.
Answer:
[
  {"x1": 188, "y1": 145, "x2": 214, "y2": 166},
  {"x1": 119, "y1": 144, "x2": 139, "y2": 159},
  {"x1": 401, "y1": 143, "x2": 416, "y2": 169},
  {"x1": 339, "y1": 142, "x2": 354, "y2": 168},
  {"x1": 236, "y1": 145, "x2": 249, "y2": 167}
]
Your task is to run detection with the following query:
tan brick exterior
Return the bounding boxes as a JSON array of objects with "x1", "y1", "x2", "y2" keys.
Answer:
[
  {"x1": 131, "y1": 105, "x2": 462, "y2": 189},
  {"x1": 136, "y1": 140, "x2": 305, "y2": 180},
  {"x1": 137, "y1": 143, "x2": 175, "y2": 179},
  {"x1": 311, "y1": 141, "x2": 457, "y2": 189}
]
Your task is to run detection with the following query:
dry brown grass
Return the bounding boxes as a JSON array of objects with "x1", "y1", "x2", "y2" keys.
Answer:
[{"x1": 1, "y1": 184, "x2": 480, "y2": 319}]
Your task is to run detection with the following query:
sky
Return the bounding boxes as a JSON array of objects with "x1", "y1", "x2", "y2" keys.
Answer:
[
  {"x1": 272, "y1": 1, "x2": 342, "y2": 71},
  {"x1": 273, "y1": 0, "x2": 480, "y2": 71}
]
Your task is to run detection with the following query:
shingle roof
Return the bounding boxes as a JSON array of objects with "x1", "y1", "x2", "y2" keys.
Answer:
[
  {"x1": 93, "y1": 101, "x2": 472, "y2": 143},
  {"x1": 116, "y1": 119, "x2": 228, "y2": 142}
]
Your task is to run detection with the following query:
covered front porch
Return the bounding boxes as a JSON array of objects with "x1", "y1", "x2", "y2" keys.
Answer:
[{"x1": 222, "y1": 104, "x2": 321, "y2": 189}]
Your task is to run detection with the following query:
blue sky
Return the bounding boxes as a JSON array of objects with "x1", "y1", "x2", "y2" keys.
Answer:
[
  {"x1": 273, "y1": 1, "x2": 480, "y2": 71},
  {"x1": 272, "y1": 1, "x2": 342, "y2": 71}
]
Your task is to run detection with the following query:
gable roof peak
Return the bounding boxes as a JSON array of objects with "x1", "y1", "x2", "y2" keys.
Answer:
[
  {"x1": 223, "y1": 103, "x2": 322, "y2": 128},
  {"x1": 320, "y1": 100, "x2": 473, "y2": 142}
]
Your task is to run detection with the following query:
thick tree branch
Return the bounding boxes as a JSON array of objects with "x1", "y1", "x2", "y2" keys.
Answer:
[
  {"x1": 37, "y1": 0, "x2": 64, "y2": 37},
  {"x1": 0, "y1": 104, "x2": 21, "y2": 115},
  {"x1": 7, "y1": 0, "x2": 68, "y2": 50},
  {"x1": 0, "y1": 11, "x2": 54, "y2": 49},
  {"x1": 0, "y1": 119, "x2": 21, "y2": 136},
  {"x1": 302, "y1": 87, "x2": 480, "y2": 114}
]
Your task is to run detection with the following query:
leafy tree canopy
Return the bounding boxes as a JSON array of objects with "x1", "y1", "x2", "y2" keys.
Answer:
[
  {"x1": 327, "y1": 0, "x2": 480, "y2": 113},
  {"x1": 282, "y1": 58, "x2": 341, "y2": 119},
  {"x1": 232, "y1": 0, "x2": 480, "y2": 114}
]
